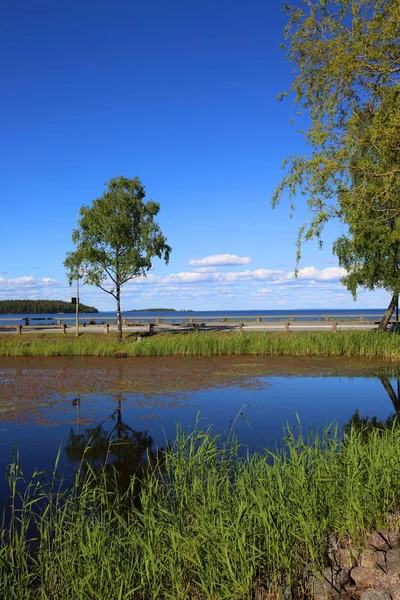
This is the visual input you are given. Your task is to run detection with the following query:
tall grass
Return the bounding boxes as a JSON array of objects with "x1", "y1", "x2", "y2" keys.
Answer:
[
  {"x1": 2, "y1": 421, "x2": 400, "y2": 598},
  {"x1": 2, "y1": 330, "x2": 400, "y2": 359}
]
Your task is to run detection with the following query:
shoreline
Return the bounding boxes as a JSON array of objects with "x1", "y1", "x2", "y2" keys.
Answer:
[{"x1": 1, "y1": 330, "x2": 400, "y2": 359}]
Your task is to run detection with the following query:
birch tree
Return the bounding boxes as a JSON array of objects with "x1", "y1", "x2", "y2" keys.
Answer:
[
  {"x1": 65, "y1": 176, "x2": 171, "y2": 341},
  {"x1": 272, "y1": 0, "x2": 400, "y2": 328}
]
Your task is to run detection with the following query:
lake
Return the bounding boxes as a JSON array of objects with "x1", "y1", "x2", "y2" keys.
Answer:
[
  {"x1": 1, "y1": 355, "x2": 399, "y2": 504},
  {"x1": 0, "y1": 308, "x2": 392, "y2": 326}
]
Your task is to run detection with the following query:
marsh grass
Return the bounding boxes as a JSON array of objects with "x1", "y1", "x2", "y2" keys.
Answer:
[
  {"x1": 2, "y1": 330, "x2": 400, "y2": 359},
  {"x1": 2, "y1": 421, "x2": 400, "y2": 599}
]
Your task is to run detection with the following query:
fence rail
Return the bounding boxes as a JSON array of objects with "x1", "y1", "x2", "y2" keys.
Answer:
[{"x1": 0, "y1": 312, "x2": 397, "y2": 336}]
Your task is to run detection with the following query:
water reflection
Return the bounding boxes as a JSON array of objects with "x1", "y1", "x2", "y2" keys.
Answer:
[
  {"x1": 3, "y1": 361, "x2": 400, "y2": 508},
  {"x1": 65, "y1": 395, "x2": 160, "y2": 497},
  {"x1": 344, "y1": 376, "x2": 400, "y2": 435},
  {"x1": 379, "y1": 376, "x2": 400, "y2": 411}
]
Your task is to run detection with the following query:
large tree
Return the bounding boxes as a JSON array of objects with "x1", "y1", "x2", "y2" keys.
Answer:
[
  {"x1": 272, "y1": 0, "x2": 400, "y2": 328},
  {"x1": 64, "y1": 176, "x2": 171, "y2": 341}
]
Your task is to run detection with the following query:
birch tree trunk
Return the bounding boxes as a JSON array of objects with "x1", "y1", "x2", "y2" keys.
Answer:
[
  {"x1": 378, "y1": 291, "x2": 398, "y2": 331},
  {"x1": 116, "y1": 285, "x2": 122, "y2": 342}
]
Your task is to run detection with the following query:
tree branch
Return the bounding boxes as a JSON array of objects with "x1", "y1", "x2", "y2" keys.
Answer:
[{"x1": 97, "y1": 284, "x2": 116, "y2": 298}]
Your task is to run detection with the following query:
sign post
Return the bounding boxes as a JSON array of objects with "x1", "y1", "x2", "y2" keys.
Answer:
[
  {"x1": 76, "y1": 275, "x2": 79, "y2": 336},
  {"x1": 71, "y1": 296, "x2": 79, "y2": 336}
]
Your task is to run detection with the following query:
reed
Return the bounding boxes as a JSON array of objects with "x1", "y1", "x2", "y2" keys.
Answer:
[
  {"x1": 1, "y1": 330, "x2": 400, "y2": 359},
  {"x1": 2, "y1": 421, "x2": 400, "y2": 598}
]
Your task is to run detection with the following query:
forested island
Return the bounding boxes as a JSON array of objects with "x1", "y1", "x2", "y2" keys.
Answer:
[
  {"x1": 126, "y1": 308, "x2": 194, "y2": 312},
  {"x1": 127, "y1": 308, "x2": 176, "y2": 312},
  {"x1": 0, "y1": 300, "x2": 98, "y2": 314}
]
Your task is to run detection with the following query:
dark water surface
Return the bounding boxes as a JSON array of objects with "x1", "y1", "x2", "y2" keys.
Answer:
[{"x1": 1, "y1": 355, "x2": 400, "y2": 504}]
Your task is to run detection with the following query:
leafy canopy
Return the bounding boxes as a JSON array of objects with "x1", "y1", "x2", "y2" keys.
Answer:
[
  {"x1": 64, "y1": 176, "x2": 171, "y2": 300},
  {"x1": 333, "y1": 92, "x2": 400, "y2": 300},
  {"x1": 272, "y1": 0, "x2": 400, "y2": 261}
]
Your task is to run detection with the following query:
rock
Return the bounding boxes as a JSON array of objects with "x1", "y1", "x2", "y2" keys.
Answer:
[
  {"x1": 368, "y1": 531, "x2": 400, "y2": 551},
  {"x1": 310, "y1": 566, "x2": 351, "y2": 600},
  {"x1": 351, "y1": 566, "x2": 379, "y2": 587},
  {"x1": 375, "y1": 550, "x2": 388, "y2": 571},
  {"x1": 351, "y1": 566, "x2": 400, "y2": 588},
  {"x1": 373, "y1": 548, "x2": 400, "y2": 576},
  {"x1": 359, "y1": 549, "x2": 377, "y2": 569},
  {"x1": 329, "y1": 547, "x2": 357, "y2": 569},
  {"x1": 384, "y1": 549, "x2": 400, "y2": 575},
  {"x1": 388, "y1": 585, "x2": 400, "y2": 600},
  {"x1": 359, "y1": 590, "x2": 392, "y2": 600}
]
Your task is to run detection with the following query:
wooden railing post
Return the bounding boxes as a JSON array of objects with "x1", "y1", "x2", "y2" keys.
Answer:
[
  {"x1": 16, "y1": 324, "x2": 22, "y2": 335},
  {"x1": 149, "y1": 323, "x2": 154, "y2": 334},
  {"x1": 61, "y1": 324, "x2": 67, "y2": 334},
  {"x1": 239, "y1": 322, "x2": 244, "y2": 334},
  {"x1": 332, "y1": 322, "x2": 337, "y2": 331},
  {"x1": 285, "y1": 322, "x2": 290, "y2": 333},
  {"x1": 103, "y1": 324, "x2": 109, "y2": 334}
]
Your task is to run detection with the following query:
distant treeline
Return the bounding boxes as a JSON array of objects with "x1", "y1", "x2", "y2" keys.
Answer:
[
  {"x1": 127, "y1": 308, "x2": 177, "y2": 312},
  {"x1": 127, "y1": 308, "x2": 194, "y2": 312},
  {"x1": 0, "y1": 300, "x2": 98, "y2": 314}
]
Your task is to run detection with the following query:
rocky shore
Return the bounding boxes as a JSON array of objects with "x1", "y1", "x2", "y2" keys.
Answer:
[{"x1": 312, "y1": 528, "x2": 400, "y2": 600}]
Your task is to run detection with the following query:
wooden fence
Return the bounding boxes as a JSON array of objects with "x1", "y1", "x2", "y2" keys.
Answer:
[{"x1": 0, "y1": 313, "x2": 395, "y2": 335}]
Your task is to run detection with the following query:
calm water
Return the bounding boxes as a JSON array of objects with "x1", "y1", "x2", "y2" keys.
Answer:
[
  {"x1": 0, "y1": 308, "x2": 392, "y2": 325},
  {"x1": 1, "y1": 356, "x2": 400, "y2": 504}
]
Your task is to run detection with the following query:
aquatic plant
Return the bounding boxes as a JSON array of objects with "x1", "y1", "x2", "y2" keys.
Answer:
[
  {"x1": 2, "y1": 330, "x2": 400, "y2": 360},
  {"x1": 2, "y1": 421, "x2": 400, "y2": 598}
]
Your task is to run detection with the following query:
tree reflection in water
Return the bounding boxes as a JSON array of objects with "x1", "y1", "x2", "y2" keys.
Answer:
[
  {"x1": 65, "y1": 395, "x2": 161, "y2": 501},
  {"x1": 344, "y1": 376, "x2": 400, "y2": 436}
]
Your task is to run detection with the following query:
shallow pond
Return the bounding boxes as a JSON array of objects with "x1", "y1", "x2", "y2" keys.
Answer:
[{"x1": 1, "y1": 355, "x2": 400, "y2": 503}]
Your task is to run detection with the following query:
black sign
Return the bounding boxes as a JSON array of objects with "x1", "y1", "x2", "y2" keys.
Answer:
[{"x1": 71, "y1": 297, "x2": 77, "y2": 304}]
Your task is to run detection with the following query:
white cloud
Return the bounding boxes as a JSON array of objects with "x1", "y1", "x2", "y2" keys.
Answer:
[
  {"x1": 189, "y1": 254, "x2": 251, "y2": 267},
  {"x1": 162, "y1": 271, "x2": 212, "y2": 284},
  {"x1": 0, "y1": 275, "x2": 61, "y2": 290},
  {"x1": 0, "y1": 275, "x2": 70, "y2": 301},
  {"x1": 193, "y1": 266, "x2": 219, "y2": 273},
  {"x1": 295, "y1": 266, "x2": 346, "y2": 281},
  {"x1": 252, "y1": 288, "x2": 273, "y2": 296},
  {"x1": 0, "y1": 264, "x2": 380, "y2": 311}
]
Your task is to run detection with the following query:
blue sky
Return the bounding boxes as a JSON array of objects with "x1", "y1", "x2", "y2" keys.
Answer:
[{"x1": 0, "y1": 0, "x2": 389, "y2": 311}]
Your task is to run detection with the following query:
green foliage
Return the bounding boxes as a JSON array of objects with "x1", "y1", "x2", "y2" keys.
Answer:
[
  {"x1": 3, "y1": 422, "x2": 400, "y2": 598},
  {"x1": 0, "y1": 299, "x2": 98, "y2": 314},
  {"x1": 64, "y1": 176, "x2": 171, "y2": 340},
  {"x1": 2, "y1": 330, "x2": 400, "y2": 359},
  {"x1": 332, "y1": 87, "x2": 400, "y2": 321},
  {"x1": 272, "y1": 0, "x2": 400, "y2": 317}
]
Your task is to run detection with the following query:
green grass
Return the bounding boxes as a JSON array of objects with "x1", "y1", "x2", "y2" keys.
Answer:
[
  {"x1": 2, "y1": 421, "x2": 400, "y2": 598},
  {"x1": 2, "y1": 330, "x2": 400, "y2": 359}
]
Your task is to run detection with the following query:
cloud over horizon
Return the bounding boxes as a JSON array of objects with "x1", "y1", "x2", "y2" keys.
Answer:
[
  {"x1": 189, "y1": 254, "x2": 252, "y2": 267},
  {"x1": 0, "y1": 265, "x2": 378, "y2": 311}
]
